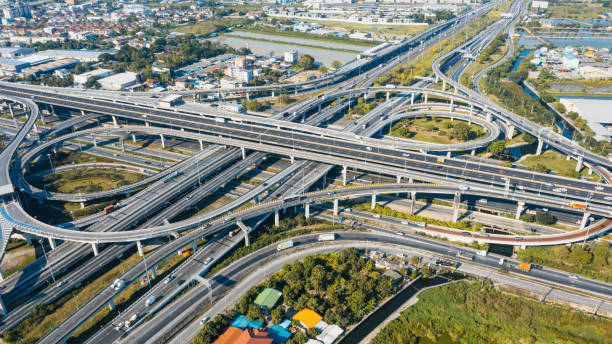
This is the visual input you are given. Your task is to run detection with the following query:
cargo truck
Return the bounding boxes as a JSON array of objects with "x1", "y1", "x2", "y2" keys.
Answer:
[
  {"x1": 277, "y1": 240, "x2": 294, "y2": 251},
  {"x1": 456, "y1": 251, "x2": 474, "y2": 260},
  {"x1": 318, "y1": 233, "x2": 336, "y2": 241},
  {"x1": 517, "y1": 262, "x2": 532, "y2": 271},
  {"x1": 104, "y1": 204, "x2": 117, "y2": 215}
]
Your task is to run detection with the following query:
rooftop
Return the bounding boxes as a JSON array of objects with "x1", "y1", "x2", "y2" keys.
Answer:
[
  {"x1": 293, "y1": 308, "x2": 322, "y2": 329},
  {"x1": 254, "y1": 288, "x2": 282, "y2": 310}
]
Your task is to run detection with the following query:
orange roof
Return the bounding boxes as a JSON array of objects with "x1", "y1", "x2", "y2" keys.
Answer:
[
  {"x1": 292, "y1": 308, "x2": 322, "y2": 329},
  {"x1": 213, "y1": 327, "x2": 272, "y2": 344}
]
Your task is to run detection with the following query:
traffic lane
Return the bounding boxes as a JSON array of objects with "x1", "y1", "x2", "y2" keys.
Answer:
[{"x1": 3, "y1": 83, "x2": 611, "y2": 200}]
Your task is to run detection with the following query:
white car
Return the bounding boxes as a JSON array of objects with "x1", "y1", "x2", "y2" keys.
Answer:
[
  {"x1": 605, "y1": 196, "x2": 612, "y2": 201},
  {"x1": 204, "y1": 257, "x2": 213, "y2": 265},
  {"x1": 568, "y1": 274, "x2": 579, "y2": 280},
  {"x1": 373, "y1": 214, "x2": 381, "y2": 219},
  {"x1": 478, "y1": 198, "x2": 487, "y2": 204},
  {"x1": 396, "y1": 232, "x2": 405, "y2": 236},
  {"x1": 200, "y1": 317, "x2": 210, "y2": 325},
  {"x1": 401, "y1": 220, "x2": 409, "y2": 225},
  {"x1": 595, "y1": 185, "x2": 604, "y2": 191}
]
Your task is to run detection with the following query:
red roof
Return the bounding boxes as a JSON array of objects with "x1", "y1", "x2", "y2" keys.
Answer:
[{"x1": 213, "y1": 327, "x2": 273, "y2": 344}]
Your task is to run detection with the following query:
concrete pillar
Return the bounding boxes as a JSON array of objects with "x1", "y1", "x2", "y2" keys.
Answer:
[
  {"x1": 507, "y1": 125, "x2": 515, "y2": 140},
  {"x1": 575, "y1": 156, "x2": 583, "y2": 172},
  {"x1": 305, "y1": 203, "x2": 310, "y2": 219},
  {"x1": 471, "y1": 149, "x2": 475, "y2": 156},
  {"x1": 0, "y1": 295, "x2": 7, "y2": 316},
  {"x1": 342, "y1": 165, "x2": 347, "y2": 186},
  {"x1": 93, "y1": 137, "x2": 97, "y2": 147},
  {"x1": 271, "y1": 91, "x2": 275, "y2": 98},
  {"x1": 92, "y1": 243, "x2": 99, "y2": 256},
  {"x1": 274, "y1": 210, "x2": 280, "y2": 227},
  {"x1": 486, "y1": 112, "x2": 492, "y2": 122},
  {"x1": 49, "y1": 238, "x2": 56, "y2": 250},
  {"x1": 452, "y1": 192, "x2": 461, "y2": 223},
  {"x1": 371, "y1": 193, "x2": 376, "y2": 210},
  {"x1": 112, "y1": 116, "x2": 118, "y2": 125},
  {"x1": 8, "y1": 104, "x2": 14, "y2": 118},
  {"x1": 566, "y1": 155, "x2": 571, "y2": 161},
  {"x1": 442, "y1": 79, "x2": 446, "y2": 91},
  {"x1": 588, "y1": 168, "x2": 593, "y2": 175},
  {"x1": 137, "y1": 240, "x2": 144, "y2": 256},
  {"x1": 318, "y1": 103, "x2": 322, "y2": 112},
  {"x1": 386, "y1": 91, "x2": 390, "y2": 101},
  {"x1": 396, "y1": 175, "x2": 401, "y2": 183},
  {"x1": 580, "y1": 212, "x2": 590, "y2": 230},
  {"x1": 132, "y1": 134, "x2": 136, "y2": 143},
  {"x1": 424, "y1": 93, "x2": 428, "y2": 104},
  {"x1": 515, "y1": 201, "x2": 525, "y2": 220},
  {"x1": 199, "y1": 140, "x2": 204, "y2": 151},
  {"x1": 120, "y1": 139, "x2": 125, "y2": 153},
  {"x1": 80, "y1": 201, "x2": 85, "y2": 208},
  {"x1": 290, "y1": 155, "x2": 295, "y2": 164},
  {"x1": 469, "y1": 104, "x2": 474, "y2": 116},
  {"x1": 447, "y1": 151, "x2": 451, "y2": 158},
  {"x1": 145, "y1": 121, "x2": 150, "y2": 127},
  {"x1": 192, "y1": 239, "x2": 197, "y2": 252},
  {"x1": 108, "y1": 299, "x2": 115, "y2": 311},
  {"x1": 246, "y1": 92, "x2": 250, "y2": 101},
  {"x1": 160, "y1": 134, "x2": 166, "y2": 149},
  {"x1": 449, "y1": 97, "x2": 454, "y2": 111},
  {"x1": 410, "y1": 191, "x2": 416, "y2": 214},
  {"x1": 410, "y1": 92, "x2": 415, "y2": 105},
  {"x1": 151, "y1": 266, "x2": 157, "y2": 279},
  {"x1": 333, "y1": 199, "x2": 339, "y2": 216},
  {"x1": 536, "y1": 140, "x2": 543, "y2": 155},
  {"x1": 241, "y1": 147, "x2": 246, "y2": 160}
]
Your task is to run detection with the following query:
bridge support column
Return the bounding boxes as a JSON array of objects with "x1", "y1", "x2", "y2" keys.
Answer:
[
  {"x1": 120, "y1": 139, "x2": 125, "y2": 153},
  {"x1": 8, "y1": 104, "x2": 14, "y2": 119},
  {"x1": 192, "y1": 239, "x2": 198, "y2": 252},
  {"x1": 515, "y1": 201, "x2": 525, "y2": 220},
  {"x1": 132, "y1": 134, "x2": 136, "y2": 143},
  {"x1": 371, "y1": 193, "x2": 376, "y2": 210},
  {"x1": 199, "y1": 140, "x2": 204, "y2": 151},
  {"x1": 145, "y1": 121, "x2": 150, "y2": 127},
  {"x1": 580, "y1": 212, "x2": 590, "y2": 230},
  {"x1": 486, "y1": 112, "x2": 492, "y2": 122},
  {"x1": 333, "y1": 199, "x2": 339, "y2": 216},
  {"x1": 588, "y1": 168, "x2": 593, "y2": 175},
  {"x1": 151, "y1": 265, "x2": 157, "y2": 279},
  {"x1": 442, "y1": 80, "x2": 446, "y2": 91},
  {"x1": 305, "y1": 203, "x2": 310, "y2": 219},
  {"x1": 112, "y1": 116, "x2": 118, "y2": 126},
  {"x1": 137, "y1": 240, "x2": 144, "y2": 256},
  {"x1": 93, "y1": 137, "x2": 97, "y2": 147},
  {"x1": 318, "y1": 103, "x2": 321, "y2": 112},
  {"x1": 411, "y1": 92, "x2": 415, "y2": 105},
  {"x1": 449, "y1": 97, "x2": 454, "y2": 111},
  {"x1": 92, "y1": 243, "x2": 99, "y2": 256},
  {"x1": 290, "y1": 155, "x2": 295, "y2": 164},
  {"x1": 33, "y1": 123, "x2": 39, "y2": 134},
  {"x1": 241, "y1": 147, "x2": 246, "y2": 160},
  {"x1": 0, "y1": 295, "x2": 7, "y2": 316},
  {"x1": 271, "y1": 91, "x2": 275, "y2": 98},
  {"x1": 507, "y1": 125, "x2": 515, "y2": 140},
  {"x1": 237, "y1": 221, "x2": 250, "y2": 246},
  {"x1": 246, "y1": 92, "x2": 250, "y2": 101},
  {"x1": 80, "y1": 109, "x2": 85, "y2": 117},
  {"x1": 386, "y1": 91, "x2": 390, "y2": 101},
  {"x1": 49, "y1": 238, "x2": 56, "y2": 250},
  {"x1": 410, "y1": 191, "x2": 416, "y2": 214},
  {"x1": 452, "y1": 192, "x2": 461, "y2": 223},
  {"x1": 342, "y1": 165, "x2": 347, "y2": 186},
  {"x1": 274, "y1": 210, "x2": 280, "y2": 227},
  {"x1": 80, "y1": 201, "x2": 85, "y2": 208},
  {"x1": 536, "y1": 140, "x2": 543, "y2": 155},
  {"x1": 575, "y1": 156, "x2": 583, "y2": 172},
  {"x1": 0, "y1": 269, "x2": 4, "y2": 283},
  {"x1": 471, "y1": 149, "x2": 475, "y2": 156},
  {"x1": 424, "y1": 93, "x2": 428, "y2": 104},
  {"x1": 160, "y1": 134, "x2": 166, "y2": 149},
  {"x1": 108, "y1": 299, "x2": 115, "y2": 311},
  {"x1": 446, "y1": 151, "x2": 451, "y2": 158}
]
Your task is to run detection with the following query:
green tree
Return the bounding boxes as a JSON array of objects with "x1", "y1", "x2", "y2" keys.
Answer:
[
  {"x1": 331, "y1": 60, "x2": 342, "y2": 71},
  {"x1": 553, "y1": 102, "x2": 567, "y2": 113},
  {"x1": 271, "y1": 306, "x2": 286, "y2": 324},
  {"x1": 486, "y1": 140, "x2": 506, "y2": 156},
  {"x1": 519, "y1": 213, "x2": 535, "y2": 222},
  {"x1": 243, "y1": 99, "x2": 263, "y2": 112},
  {"x1": 318, "y1": 65, "x2": 328, "y2": 74},
  {"x1": 535, "y1": 211, "x2": 555, "y2": 225},
  {"x1": 295, "y1": 55, "x2": 314, "y2": 70},
  {"x1": 449, "y1": 122, "x2": 470, "y2": 141},
  {"x1": 569, "y1": 246, "x2": 593, "y2": 267}
]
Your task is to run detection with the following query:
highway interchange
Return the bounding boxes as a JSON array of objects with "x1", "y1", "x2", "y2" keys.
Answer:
[{"x1": 0, "y1": 0, "x2": 611, "y2": 342}]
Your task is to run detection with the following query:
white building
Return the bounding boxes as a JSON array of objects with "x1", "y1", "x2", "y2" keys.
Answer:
[
  {"x1": 284, "y1": 50, "x2": 298, "y2": 63},
  {"x1": 561, "y1": 53, "x2": 579, "y2": 70},
  {"x1": 37, "y1": 49, "x2": 117, "y2": 62},
  {"x1": 73, "y1": 68, "x2": 111, "y2": 85},
  {"x1": 225, "y1": 66, "x2": 252, "y2": 83},
  {"x1": 560, "y1": 98, "x2": 612, "y2": 141},
  {"x1": 98, "y1": 72, "x2": 142, "y2": 90}
]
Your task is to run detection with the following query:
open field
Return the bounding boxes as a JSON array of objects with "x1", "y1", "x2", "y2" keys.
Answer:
[
  {"x1": 389, "y1": 118, "x2": 486, "y2": 145},
  {"x1": 173, "y1": 17, "x2": 249, "y2": 36},
  {"x1": 519, "y1": 150, "x2": 601, "y2": 181},
  {"x1": 31, "y1": 168, "x2": 146, "y2": 194},
  {"x1": 372, "y1": 280, "x2": 611, "y2": 344}
]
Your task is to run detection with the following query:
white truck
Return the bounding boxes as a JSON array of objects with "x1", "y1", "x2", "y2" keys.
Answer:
[
  {"x1": 277, "y1": 240, "x2": 294, "y2": 251},
  {"x1": 318, "y1": 233, "x2": 336, "y2": 241},
  {"x1": 477, "y1": 250, "x2": 488, "y2": 257}
]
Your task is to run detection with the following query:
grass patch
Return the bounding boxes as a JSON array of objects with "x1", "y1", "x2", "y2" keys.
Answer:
[
  {"x1": 545, "y1": 2, "x2": 610, "y2": 21},
  {"x1": 388, "y1": 117, "x2": 486, "y2": 144},
  {"x1": 372, "y1": 280, "x2": 611, "y2": 344},
  {"x1": 518, "y1": 242, "x2": 612, "y2": 283},
  {"x1": 173, "y1": 17, "x2": 250, "y2": 36},
  {"x1": 1, "y1": 239, "x2": 36, "y2": 277},
  {"x1": 226, "y1": 33, "x2": 361, "y2": 53},
  {"x1": 29, "y1": 168, "x2": 146, "y2": 194},
  {"x1": 520, "y1": 150, "x2": 601, "y2": 181}
]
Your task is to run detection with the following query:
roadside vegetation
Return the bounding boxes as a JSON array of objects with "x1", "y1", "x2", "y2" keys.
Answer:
[
  {"x1": 371, "y1": 280, "x2": 611, "y2": 344},
  {"x1": 389, "y1": 118, "x2": 486, "y2": 144},
  {"x1": 173, "y1": 17, "x2": 250, "y2": 36},
  {"x1": 236, "y1": 25, "x2": 378, "y2": 47},
  {"x1": 195, "y1": 248, "x2": 398, "y2": 344},
  {"x1": 1, "y1": 239, "x2": 36, "y2": 277},
  {"x1": 518, "y1": 150, "x2": 601, "y2": 181},
  {"x1": 460, "y1": 33, "x2": 509, "y2": 87},
  {"x1": 517, "y1": 242, "x2": 612, "y2": 283},
  {"x1": 29, "y1": 168, "x2": 146, "y2": 194}
]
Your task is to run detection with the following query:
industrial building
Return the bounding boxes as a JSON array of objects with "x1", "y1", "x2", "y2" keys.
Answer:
[
  {"x1": 560, "y1": 97, "x2": 612, "y2": 141},
  {"x1": 97, "y1": 72, "x2": 143, "y2": 91},
  {"x1": 73, "y1": 68, "x2": 112, "y2": 85}
]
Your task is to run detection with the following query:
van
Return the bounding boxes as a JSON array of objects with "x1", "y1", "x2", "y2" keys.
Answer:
[
  {"x1": 373, "y1": 214, "x2": 381, "y2": 219},
  {"x1": 145, "y1": 295, "x2": 156, "y2": 307}
]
